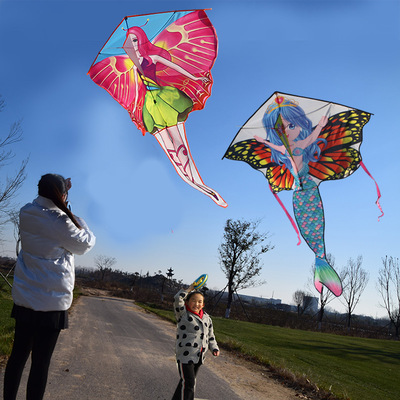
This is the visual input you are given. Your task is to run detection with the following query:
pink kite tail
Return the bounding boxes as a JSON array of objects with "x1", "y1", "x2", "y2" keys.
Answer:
[
  {"x1": 360, "y1": 161, "x2": 384, "y2": 221},
  {"x1": 269, "y1": 185, "x2": 301, "y2": 245}
]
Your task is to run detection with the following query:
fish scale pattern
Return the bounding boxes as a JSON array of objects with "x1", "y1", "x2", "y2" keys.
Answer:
[
  {"x1": 293, "y1": 179, "x2": 325, "y2": 258},
  {"x1": 293, "y1": 174, "x2": 342, "y2": 296}
]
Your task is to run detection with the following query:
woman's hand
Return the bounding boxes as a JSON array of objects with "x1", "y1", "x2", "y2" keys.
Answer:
[
  {"x1": 254, "y1": 135, "x2": 265, "y2": 143},
  {"x1": 196, "y1": 76, "x2": 210, "y2": 84},
  {"x1": 318, "y1": 115, "x2": 328, "y2": 128},
  {"x1": 65, "y1": 178, "x2": 72, "y2": 191}
]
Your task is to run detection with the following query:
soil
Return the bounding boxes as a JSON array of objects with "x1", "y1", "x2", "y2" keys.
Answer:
[
  {"x1": 79, "y1": 288, "x2": 328, "y2": 400},
  {"x1": 0, "y1": 288, "x2": 332, "y2": 400}
]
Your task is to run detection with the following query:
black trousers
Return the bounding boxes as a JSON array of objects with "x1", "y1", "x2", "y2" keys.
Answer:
[
  {"x1": 3, "y1": 319, "x2": 61, "y2": 400},
  {"x1": 172, "y1": 360, "x2": 202, "y2": 400}
]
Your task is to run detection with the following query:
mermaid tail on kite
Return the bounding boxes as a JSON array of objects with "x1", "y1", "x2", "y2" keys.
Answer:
[
  {"x1": 89, "y1": 10, "x2": 226, "y2": 207},
  {"x1": 292, "y1": 166, "x2": 342, "y2": 296},
  {"x1": 224, "y1": 92, "x2": 383, "y2": 297}
]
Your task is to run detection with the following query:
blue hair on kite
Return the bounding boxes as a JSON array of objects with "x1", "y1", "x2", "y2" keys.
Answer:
[{"x1": 262, "y1": 99, "x2": 326, "y2": 172}]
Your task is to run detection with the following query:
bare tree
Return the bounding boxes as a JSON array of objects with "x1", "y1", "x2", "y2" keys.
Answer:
[
  {"x1": 8, "y1": 209, "x2": 21, "y2": 256},
  {"x1": 218, "y1": 219, "x2": 273, "y2": 318},
  {"x1": 292, "y1": 290, "x2": 311, "y2": 316},
  {"x1": 340, "y1": 255, "x2": 369, "y2": 329},
  {"x1": 94, "y1": 254, "x2": 117, "y2": 281},
  {"x1": 377, "y1": 256, "x2": 400, "y2": 338},
  {"x1": 293, "y1": 290, "x2": 315, "y2": 316},
  {"x1": 0, "y1": 95, "x2": 29, "y2": 235},
  {"x1": 293, "y1": 290, "x2": 304, "y2": 316}
]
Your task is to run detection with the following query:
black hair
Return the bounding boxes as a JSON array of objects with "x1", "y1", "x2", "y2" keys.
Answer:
[
  {"x1": 38, "y1": 174, "x2": 81, "y2": 229},
  {"x1": 186, "y1": 291, "x2": 205, "y2": 302}
]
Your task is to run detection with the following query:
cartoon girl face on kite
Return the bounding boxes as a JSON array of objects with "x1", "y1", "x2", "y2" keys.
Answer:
[
  {"x1": 254, "y1": 97, "x2": 328, "y2": 184},
  {"x1": 89, "y1": 10, "x2": 226, "y2": 207},
  {"x1": 126, "y1": 32, "x2": 138, "y2": 50},
  {"x1": 224, "y1": 92, "x2": 381, "y2": 297}
]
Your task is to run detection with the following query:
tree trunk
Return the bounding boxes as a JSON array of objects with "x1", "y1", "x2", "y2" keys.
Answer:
[
  {"x1": 317, "y1": 306, "x2": 324, "y2": 331},
  {"x1": 224, "y1": 289, "x2": 234, "y2": 318},
  {"x1": 347, "y1": 311, "x2": 352, "y2": 330}
]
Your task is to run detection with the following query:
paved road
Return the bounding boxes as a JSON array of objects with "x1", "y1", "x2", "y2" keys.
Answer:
[{"x1": 2, "y1": 296, "x2": 245, "y2": 400}]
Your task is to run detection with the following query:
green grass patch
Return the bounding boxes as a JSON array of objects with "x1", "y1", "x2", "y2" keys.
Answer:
[
  {"x1": 0, "y1": 281, "x2": 81, "y2": 359},
  {"x1": 139, "y1": 303, "x2": 400, "y2": 400},
  {"x1": 136, "y1": 302, "x2": 176, "y2": 323},
  {"x1": 0, "y1": 281, "x2": 15, "y2": 358}
]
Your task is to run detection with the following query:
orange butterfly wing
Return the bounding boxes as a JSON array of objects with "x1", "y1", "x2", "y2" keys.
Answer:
[
  {"x1": 309, "y1": 110, "x2": 370, "y2": 182},
  {"x1": 224, "y1": 139, "x2": 294, "y2": 193}
]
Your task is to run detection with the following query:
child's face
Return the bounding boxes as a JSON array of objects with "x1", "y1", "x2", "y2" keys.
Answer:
[{"x1": 187, "y1": 293, "x2": 204, "y2": 313}]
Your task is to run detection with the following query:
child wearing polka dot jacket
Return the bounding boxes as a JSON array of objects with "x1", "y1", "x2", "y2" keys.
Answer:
[{"x1": 171, "y1": 282, "x2": 220, "y2": 400}]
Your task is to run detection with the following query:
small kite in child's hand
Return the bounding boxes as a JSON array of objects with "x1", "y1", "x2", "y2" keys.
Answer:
[{"x1": 193, "y1": 274, "x2": 208, "y2": 290}]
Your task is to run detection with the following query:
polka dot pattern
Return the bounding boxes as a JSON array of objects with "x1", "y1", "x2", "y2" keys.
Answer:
[{"x1": 173, "y1": 289, "x2": 219, "y2": 364}]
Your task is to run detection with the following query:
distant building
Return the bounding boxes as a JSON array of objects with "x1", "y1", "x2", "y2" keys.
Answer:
[
  {"x1": 216, "y1": 292, "x2": 282, "y2": 307},
  {"x1": 241, "y1": 294, "x2": 282, "y2": 306},
  {"x1": 303, "y1": 295, "x2": 319, "y2": 314},
  {"x1": 211, "y1": 291, "x2": 317, "y2": 314}
]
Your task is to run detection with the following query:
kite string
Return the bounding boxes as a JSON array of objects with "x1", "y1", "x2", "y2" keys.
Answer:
[
  {"x1": 269, "y1": 185, "x2": 302, "y2": 245},
  {"x1": 360, "y1": 161, "x2": 384, "y2": 221}
]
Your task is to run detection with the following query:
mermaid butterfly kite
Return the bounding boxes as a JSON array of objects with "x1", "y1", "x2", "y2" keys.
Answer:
[
  {"x1": 89, "y1": 10, "x2": 226, "y2": 207},
  {"x1": 224, "y1": 92, "x2": 383, "y2": 297}
]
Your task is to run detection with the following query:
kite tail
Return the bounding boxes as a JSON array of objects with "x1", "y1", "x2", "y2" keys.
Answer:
[
  {"x1": 360, "y1": 161, "x2": 384, "y2": 220},
  {"x1": 292, "y1": 175, "x2": 342, "y2": 296},
  {"x1": 154, "y1": 124, "x2": 227, "y2": 208},
  {"x1": 314, "y1": 257, "x2": 342, "y2": 297},
  {"x1": 269, "y1": 186, "x2": 301, "y2": 245}
]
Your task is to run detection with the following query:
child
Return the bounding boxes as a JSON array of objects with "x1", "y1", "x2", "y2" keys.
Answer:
[{"x1": 172, "y1": 280, "x2": 220, "y2": 400}]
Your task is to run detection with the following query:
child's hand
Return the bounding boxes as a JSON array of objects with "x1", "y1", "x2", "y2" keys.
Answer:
[
  {"x1": 187, "y1": 283, "x2": 195, "y2": 292},
  {"x1": 212, "y1": 349, "x2": 220, "y2": 357}
]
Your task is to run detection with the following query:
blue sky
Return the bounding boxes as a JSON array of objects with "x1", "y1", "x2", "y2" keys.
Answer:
[{"x1": 0, "y1": 0, "x2": 399, "y2": 318}]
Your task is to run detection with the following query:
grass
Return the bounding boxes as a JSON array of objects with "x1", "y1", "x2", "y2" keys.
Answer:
[
  {"x1": 1, "y1": 295, "x2": 399, "y2": 400},
  {"x1": 0, "y1": 280, "x2": 15, "y2": 362},
  {"x1": 0, "y1": 279, "x2": 80, "y2": 363},
  {"x1": 139, "y1": 303, "x2": 400, "y2": 400}
]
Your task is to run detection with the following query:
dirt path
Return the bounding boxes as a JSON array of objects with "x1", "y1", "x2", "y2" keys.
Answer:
[
  {"x1": 79, "y1": 289, "x2": 316, "y2": 400},
  {"x1": 1, "y1": 290, "x2": 318, "y2": 399}
]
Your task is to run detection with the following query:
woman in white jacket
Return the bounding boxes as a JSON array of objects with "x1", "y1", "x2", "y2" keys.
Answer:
[{"x1": 3, "y1": 174, "x2": 96, "y2": 400}]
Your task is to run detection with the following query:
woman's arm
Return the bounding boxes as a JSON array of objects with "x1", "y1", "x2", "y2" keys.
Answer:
[
  {"x1": 254, "y1": 135, "x2": 286, "y2": 154},
  {"x1": 55, "y1": 216, "x2": 96, "y2": 255},
  {"x1": 150, "y1": 55, "x2": 208, "y2": 83},
  {"x1": 298, "y1": 115, "x2": 328, "y2": 148}
]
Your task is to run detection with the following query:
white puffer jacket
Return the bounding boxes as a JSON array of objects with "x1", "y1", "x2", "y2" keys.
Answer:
[
  {"x1": 174, "y1": 289, "x2": 219, "y2": 364},
  {"x1": 12, "y1": 196, "x2": 96, "y2": 311}
]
